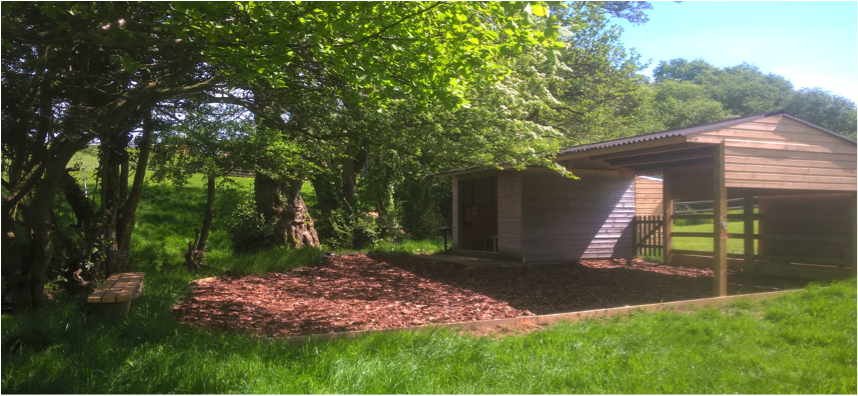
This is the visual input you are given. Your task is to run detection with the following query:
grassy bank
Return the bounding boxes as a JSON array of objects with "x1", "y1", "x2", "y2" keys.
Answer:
[{"x1": 3, "y1": 276, "x2": 855, "y2": 393}]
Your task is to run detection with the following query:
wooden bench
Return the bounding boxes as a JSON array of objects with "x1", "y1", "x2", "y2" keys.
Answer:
[{"x1": 87, "y1": 272, "x2": 145, "y2": 314}]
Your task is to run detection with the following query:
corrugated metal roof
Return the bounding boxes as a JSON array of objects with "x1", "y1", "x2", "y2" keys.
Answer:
[
  {"x1": 436, "y1": 111, "x2": 855, "y2": 177},
  {"x1": 559, "y1": 111, "x2": 856, "y2": 155},
  {"x1": 559, "y1": 111, "x2": 786, "y2": 155}
]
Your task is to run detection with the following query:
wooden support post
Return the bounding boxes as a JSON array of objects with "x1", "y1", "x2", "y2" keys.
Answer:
[
  {"x1": 662, "y1": 170, "x2": 673, "y2": 265},
  {"x1": 849, "y1": 192, "x2": 858, "y2": 275},
  {"x1": 631, "y1": 216, "x2": 638, "y2": 259},
  {"x1": 713, "y1": 143, "x2": 728, "y2": 297},
  {"x1": 743, "y1": 191, "x2": 756, "y2": 273}
]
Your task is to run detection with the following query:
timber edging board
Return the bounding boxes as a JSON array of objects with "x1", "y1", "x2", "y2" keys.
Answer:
[{"x1": 281, "y1": 289, "x2": 798, "y2": 344}]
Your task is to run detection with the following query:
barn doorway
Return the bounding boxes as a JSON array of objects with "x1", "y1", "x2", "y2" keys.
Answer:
[{"x1": 457, "y1": 176, "x2": 498, "y2": 252}]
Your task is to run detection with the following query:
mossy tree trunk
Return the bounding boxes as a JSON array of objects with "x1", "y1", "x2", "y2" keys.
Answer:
[{"x1": 254, "y1": 173, "x2": 320, "y2": 249}]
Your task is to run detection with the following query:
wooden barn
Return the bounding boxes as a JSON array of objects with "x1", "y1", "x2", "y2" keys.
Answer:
[{"x1": 438, "y1": 111, "x2": 856, "y2": 295}]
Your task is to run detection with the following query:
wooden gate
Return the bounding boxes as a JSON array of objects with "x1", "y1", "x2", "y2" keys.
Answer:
[{"x1": 634, "y1": 215, "x2": 663, "y2": 257}]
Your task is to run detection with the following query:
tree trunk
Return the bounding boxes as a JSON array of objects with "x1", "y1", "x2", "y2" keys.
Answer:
[
  {"x1": 254, "y1": 173, "x2": 320, "y2": 248},
  {"x1": 2, "y1": 140, "x2": 84, "y2": 311},
  {"x1": 184, "y1": 176, "x2": 216, "y2": 271},
  {"x1": 311, "y1": 175, "x2": 339, "y2": 215},
  {"x1": 341, "y1": 141, "x2": 368, "y2": 211},
  {"x1": 99, "y1": 131, "x2": 132, "y2": 275},
  {"x1": 116, "y1": 108, "x2": 155, "y2": 256},
  {"x1": 53, "y1": 170, "x2": 99, "y2": 294},
  {"x1": 249, "y1": 87, "x2": 320, "y2": 249}
]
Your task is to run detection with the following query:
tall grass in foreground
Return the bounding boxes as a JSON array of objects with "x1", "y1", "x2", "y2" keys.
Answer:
[{"x1": 3, "y1": 277, "x2": 855, "y2": 394}]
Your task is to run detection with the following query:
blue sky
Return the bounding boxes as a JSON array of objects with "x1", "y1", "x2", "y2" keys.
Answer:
[{"x1": 608, "y1": 1, "x2": 858, "y2": 103}]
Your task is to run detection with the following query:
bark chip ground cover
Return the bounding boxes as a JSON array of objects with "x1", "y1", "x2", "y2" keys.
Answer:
[{"x1": 172, "y1": 253, "x2": 808, "y2": 337}]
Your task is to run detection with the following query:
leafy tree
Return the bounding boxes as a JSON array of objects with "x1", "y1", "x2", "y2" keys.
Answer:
[
  {"x1": 654, "y1": 58, "x2": 794, "y2": 116},
  {"x1": 2, "y1": 1, "x2": 558, "y2": 310},
  {"x1": 784, "y1": 88, "x2": 857, "y2": 140},
  {"x1": 650, "y1": 58, "x2": 856, "y2": 138},
  {"x1": 535, "y1": 3, "x2": 650, "y2": 144},
  {"x1": 2, "y1": 2, "x2": 220, "y2": 311},
  {"x1": 650, "y1": 81, "x2": 732, "y2": 130},
  {"x1": 598, "y1": 1, "x2": 653, "y2": 24},
  {"x1": 653, "y1": 58, "x2": 721, "y2": 85},
  {"x1": 149, "y1": 102, "x2": 255, "y2": 269},
  {"x1": 305, "y1": 1, "x2": 659, "y2": 241}
]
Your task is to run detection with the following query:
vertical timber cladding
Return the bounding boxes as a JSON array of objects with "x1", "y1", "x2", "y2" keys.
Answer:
[
  {"x1": 521, "y1": 171, "x2": 635, "y2": 261},
  {"x1": 635, "y1": 176, "x2": 664, "y2": 216},
  {"x1": 497, "y1": 172, "x2": 523, "y2": 257},
  {"x1": 687, "y1": 114, "x2": 857, "y2": 191}
]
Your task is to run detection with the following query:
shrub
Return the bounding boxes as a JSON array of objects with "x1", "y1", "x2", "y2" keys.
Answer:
[
  {"x1": 394, "y1": 175, "x2": 448, "y2": 240},
  {"x1": 316, "y1": 206, "x2": 381, "y2": 250},
  {"x1": 227, "y1": 192, "x2": 276, "y2": 254}
]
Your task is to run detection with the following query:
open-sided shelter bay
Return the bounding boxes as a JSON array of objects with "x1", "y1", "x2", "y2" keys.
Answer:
[{"x1": 438, "y1": 111, "x2": 856, "y2": 296}]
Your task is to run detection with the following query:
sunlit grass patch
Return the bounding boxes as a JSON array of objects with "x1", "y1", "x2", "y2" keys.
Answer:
[
  {"x1": 206, "y1": 247, "x2": 326, "y2": 276},
  {"x1": 2, "y1": 278, "x2": 854, "y2": 393},
  {"x1": 368, "y1": 238, "x2": 446, "y2": 255}
]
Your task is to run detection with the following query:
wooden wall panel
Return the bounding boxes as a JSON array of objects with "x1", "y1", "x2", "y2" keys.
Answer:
[
  {"x1": 521, "y1": 172, "x2": 635, "y2": 261},
  {"x1": 758, "y1": 193, "x2": 854, "y2": 260},
  {"x1": 686, "y1": 115, "x2": 857, "y2": 192},
  {"x1": 497, "y1": 173, "x2": 522, "y2": 257},
  {"x1": 670, "y1": 164, "x2": 714, "y2": 200},
  {"x1": 635, "y1": 176, "x2": 663, "y2": 216}
]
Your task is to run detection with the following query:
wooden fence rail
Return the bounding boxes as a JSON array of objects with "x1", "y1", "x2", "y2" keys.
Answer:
[{"x1": 634, "y1": 215, "x2": 663, "y2": 257}]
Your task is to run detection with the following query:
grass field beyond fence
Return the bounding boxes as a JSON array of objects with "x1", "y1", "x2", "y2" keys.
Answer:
[{"x1": 672, "y1": 219, "x2": 758, "y2": 254}]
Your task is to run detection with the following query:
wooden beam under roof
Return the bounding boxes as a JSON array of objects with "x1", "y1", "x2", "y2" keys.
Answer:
[
  {"x1": 586, "y1": 141, "x2": 712, "y2": 161},
  {"x1": 608, "y1": 148, "x2": 714, "y2": 167},
  {"x1": 554, "y1": 136, "x2": 689, "y2": 161},
  {"x1": 629, "y1": 158, "x2": 715, "y2": 174}
]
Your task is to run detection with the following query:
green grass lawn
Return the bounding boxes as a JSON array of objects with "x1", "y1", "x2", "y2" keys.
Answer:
[{"x1": 3, "y1": 274, "x2": 855, "y2": 393}]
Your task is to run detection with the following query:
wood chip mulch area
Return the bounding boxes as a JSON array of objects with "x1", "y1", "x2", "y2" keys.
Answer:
[{"x1": 171, "y1": 253, "x2": 809, "y2": 337}]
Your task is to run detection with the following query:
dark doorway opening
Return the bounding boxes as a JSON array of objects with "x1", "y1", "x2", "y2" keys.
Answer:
[{"x1": 458, "y1": 176, "x2": 498, "y2": 251}]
